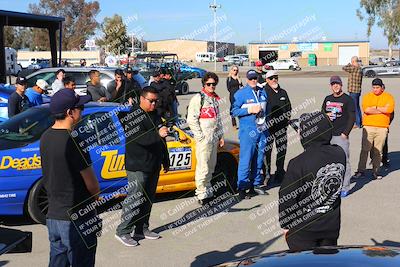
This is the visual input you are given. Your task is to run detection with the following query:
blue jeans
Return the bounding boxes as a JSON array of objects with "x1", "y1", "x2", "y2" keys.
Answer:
[
  {"x1": 47, "y1": 218, "x2": 97, "y2": 267},
  {"x1": 349, "y1": 92, "x2": 362, "y2": 127}
]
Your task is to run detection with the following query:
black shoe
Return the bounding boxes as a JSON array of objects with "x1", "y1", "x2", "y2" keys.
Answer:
[
  {"x1": 251, "y1": 186, "x2": 268, "y2": 195},
  {"x1": 238, "y1": 190, "x2": 250, "y2": 200},
  {"x1": 197, "y1": 196, "x2": 214, "y2": 206}
]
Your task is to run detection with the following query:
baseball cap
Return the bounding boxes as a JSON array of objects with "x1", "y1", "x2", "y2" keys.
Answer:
[
  {"x1": 372, "y1": 78, "x2": 384, "y2": 87},
  {"x1": 16, "y1": 76, "x2": 27, "y2": 85},
  {"x1": 330, "y1": 76, "x2": 342, "y2": 85},
  {"x1": 255, "y1": 60, "x2": 263, "y2": 67},
  {"x1": 246, "y1": 70, "x2": 258, "y2": 80},
  {"x1": 50, "y1": 89, "x2": 91, "y2": 114},
  {"x1": 36, "y1": 79, "x2": 49, "y2": 90},
  {"x1": 265, "y1": 70, "x2": 278, "y2": 79}
]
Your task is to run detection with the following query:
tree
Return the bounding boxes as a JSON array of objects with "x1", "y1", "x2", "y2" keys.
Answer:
[
  {"x1": 28, "y1": 0, "x2": 100, "y2": 50},
  {"x1": 4, "y1": 26, "x2": 34, "y2": 50},
  {"x1": 235, "y1": 45, "x2": 247, "y2": 54},
  {"x1": 357, "y1": 0, "x2": 400, "y2": 57},
  {"x1": 97, "y1": 14, "x2": 131, "y2": 55}
]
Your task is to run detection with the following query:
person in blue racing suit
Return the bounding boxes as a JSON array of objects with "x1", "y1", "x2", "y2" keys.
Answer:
[{"x1": 232, "y1": 69, "x2": 269, "y2": 199}]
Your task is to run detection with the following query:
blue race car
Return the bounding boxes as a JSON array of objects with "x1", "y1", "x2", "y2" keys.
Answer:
[
  {"x1": 179, "y1": 64, "x2": 207, "y2": 78},
  {"x1": 0, "y1": 102, "x2": 240, "y2": 224}
]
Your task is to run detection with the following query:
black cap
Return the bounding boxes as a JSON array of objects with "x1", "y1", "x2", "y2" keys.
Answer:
[
  {"x1": 372, "y1": 78, "x2": 384, "y2": 87},
  {"x1": 153, "y1": 69, "x2": 161, "y2": 77},
  {"x1": 16, "y1": 76, "x2": 27, "y2": 85},
  {"x1": 246, "y1": 70, "x2": 258, "y2": 80},
  {"x1": 50, "y1": 89, "x2": 91, "y2": 114},
  {"x1": 125, "y1": 67, "x2": 133, "y2": 73}
]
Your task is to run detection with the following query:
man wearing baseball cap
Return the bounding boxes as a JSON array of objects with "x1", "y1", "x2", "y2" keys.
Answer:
[
  {"x1": 25, "y1": 79, "x2": 49, "y2": 106},
  {"x1": 255, "y1": 60, "x2": 266, "y2": 88},
  {"x1": 8, "y1": 76, "x2": 29, "y2": 118},
  {"x1": 40, "y1": 89, "x2": 100, "y2": 266},
  {"x1": 355, "y1": 78, "x2": 395, "y2": 180},
  {"x1": 232, "y1": 69, "x2": 269, "y2": 199},
  {"x1": 322, "y1": 76, "x2": 355, "y2": 197}
]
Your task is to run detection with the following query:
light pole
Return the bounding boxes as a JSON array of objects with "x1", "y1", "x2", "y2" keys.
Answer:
[{"x1": 209, "y1": 0, "x2": 221, "y2": 71}]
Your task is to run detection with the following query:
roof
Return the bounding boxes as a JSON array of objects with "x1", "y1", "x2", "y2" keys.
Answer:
[
  {"x1": 135, "y1": 52, "x2": 178, "y2": 59},
  {"x1": 0, "y1": 10, "x2": 64, "y2": 28},
  {"x1": 148, "y1": 38, "x2": 234, "y2": 45},
  {"x1": 249, "y1": 40, "x2": 370, "y2": 45}
]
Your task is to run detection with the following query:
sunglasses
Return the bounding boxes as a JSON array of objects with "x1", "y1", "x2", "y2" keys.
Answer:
[
  {"x1": 330, "y1": 82, "x2": 341, "y2": 86},
  {"x1": 249, "y1": 77, "x2": 258, "y2": 81},
  {"x1": 206, "y1": 82, "x2": 217, "y2": 86},
  {"x1": 233, "y1": 69, "x2": 238, "y2": 71},
  {"x1": 268, "y1": 76, "x2": 278, "y2": 80},
  {"x1": 144, "y1": 97, "x2": 159, "y2": 104}
]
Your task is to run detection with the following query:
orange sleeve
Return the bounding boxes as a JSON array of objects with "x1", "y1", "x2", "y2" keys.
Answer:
[
  {"x1": 385, "y1": 94, "x2": 395, "y2": 114},
  {"x1": 361, "y1": 94, "x2": 370, "y2": 112}
]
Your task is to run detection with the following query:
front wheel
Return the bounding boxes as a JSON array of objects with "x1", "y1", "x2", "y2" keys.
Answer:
[
  {"x1": 27, "y1": 179, "x2": 48, "y2": 224},
  {"x1": 366, "y1": 70, "x2": 376, "y2": 78},
  {"x1": 179, "y1": 81, "x2": 189, "y2": 95},
  {"x1": 211, "y1": 153, "x2": 238, "y2": 196}
]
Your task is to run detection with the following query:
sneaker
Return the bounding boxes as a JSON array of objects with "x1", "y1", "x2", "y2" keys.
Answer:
[
  {"x1": 238, "y1": 190, "x2": 250, "y2": 200},
  {"x1": 373, "y1": 173, "x2": 383, "y2": 180},
  {"x1": 249, "y1": 186, "x2": 269, "y2": 196},
  {"x1": 135, "y1": 228, "x2": 160, "y2": 240},
  {"x1": 353, "y1": 171, "x2": 364, "y2": 178},
  {"x1": 197, "y1": 196, "x2": 213, "y2": 206},
  {"x1": 115, "y1": 234, "x2": 139, "y2": 247},
  {"x1": 340, "y1": 191, "x2": 349, "y2": 198}
]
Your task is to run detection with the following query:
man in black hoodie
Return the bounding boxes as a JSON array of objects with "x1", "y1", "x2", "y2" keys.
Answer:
[
  {"x1": 279, "y1": 111, "x2": 346, "y2": 251},
  {"x1": 115, "y1": 86, "x2": 169, "y2": 247},
  {"x1": 264, "y1": 70, "x2": 292, "y2": 183}
]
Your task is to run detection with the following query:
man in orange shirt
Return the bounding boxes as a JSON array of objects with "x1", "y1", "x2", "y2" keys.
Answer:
[{"x1": 354, "y1": 78, "x2": 395, "y2": 179}]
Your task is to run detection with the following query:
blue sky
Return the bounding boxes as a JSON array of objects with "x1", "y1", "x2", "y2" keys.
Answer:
[{"x1": 0, "y1": 0, "x2": 390, "y2": 49}]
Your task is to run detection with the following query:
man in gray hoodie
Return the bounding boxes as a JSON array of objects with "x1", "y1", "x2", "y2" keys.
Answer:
[{"x1": 87, "y1": 70, "x2": 111, "y2": 102}]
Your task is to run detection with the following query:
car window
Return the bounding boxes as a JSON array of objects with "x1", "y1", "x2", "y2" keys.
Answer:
[
  {"x1": 76, "y1": 112, "x2": 121, "y2": 148},
  {"x1": 27, "y1": 72, "x2": 56, "y2": 87},
  {"x1": 0, "y1": 108, "x2": 54, "y2": 150},
  {"x1": 66, "y1": 72, "x2": 89, "y2": 86},
  {"x1": 100, "y1": 73, "x2": 113, "y2": 88}
]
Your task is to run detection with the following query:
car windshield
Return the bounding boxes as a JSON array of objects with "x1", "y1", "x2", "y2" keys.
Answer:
[{"x1": 0, "y1": 107, "x2": 54, "y2": 150}]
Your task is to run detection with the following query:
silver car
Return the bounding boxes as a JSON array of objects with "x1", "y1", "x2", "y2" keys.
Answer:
[
  {"x1": 25, "y1": 67, "x2": 147, "y2": 96},
  {"x1": 362, "y1": 61, "x2": 400, "y2": 77}
]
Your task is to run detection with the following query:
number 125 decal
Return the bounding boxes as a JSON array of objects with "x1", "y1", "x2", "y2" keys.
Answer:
[{"x1": 169, "y1": 147, "x2": 192, "y2": 171}]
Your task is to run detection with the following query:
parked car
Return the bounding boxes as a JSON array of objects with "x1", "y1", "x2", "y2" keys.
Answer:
[
  {"x1": 179, "y1": 64, "x2": 207, "y2": 78},
  {"x1": 362, "y1": 60, "x2": 400, "y2": 77},
  {"x1": 227, "y1": 56, "x2": 244, "y2": 66},
  {"x1": 216, "y1": 246, "x2": 400, "y2": 267},
  {"x1": 0, "y1": 103, "x2": 240, "y2": 224},
  {"x1": 266, "y1": 59, "x2": 301, "y2": 71},
  {"x1": 25, "y1": 67, "x2": 147, "y2": 96}
]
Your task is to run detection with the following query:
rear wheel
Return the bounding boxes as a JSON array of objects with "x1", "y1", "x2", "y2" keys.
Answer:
[
  {"x1": 27, "y1": 179, "x2": 48, "y2": 224},
  {"x1": 211, "y1": 153, "x2": 238, "y2": 196},
  {"x1": 289, "y1": 65, "x2": 295, "y2": 71},
  {"x1": 179, "y1": 81, "x2": 189, "y2": 95},
  {"x1": 366, "y1": 70, "x2": 376, "y2": 77}
]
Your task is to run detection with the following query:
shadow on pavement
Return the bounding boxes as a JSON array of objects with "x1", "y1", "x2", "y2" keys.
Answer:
[
  {"x1": 190, "y1": 235, "x2": 282, "y2": 267},
  {"x1": 0, "y1": 261, "x2": 9, "y2": 266},
  {"x1": 371, "y1": 238, "x2": 400, "y2": 247}
]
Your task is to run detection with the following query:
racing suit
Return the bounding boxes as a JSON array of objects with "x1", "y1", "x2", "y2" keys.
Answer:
[
  {"x1": 231, "y1": 84, "x2": 268, "y2": 190},
  {"x1": 187, "y1": 89, "x2": 223, "y2": 200}
]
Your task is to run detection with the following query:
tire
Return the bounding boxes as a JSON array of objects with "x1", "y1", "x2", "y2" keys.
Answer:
[
  {"x1": 180, "y1": 81, "x2": 189, "y2": 95},
  {"x1": 289, "y1": 65, "x2": 295, "y2": 71},
  {"x1": 211, "y1": 153, "x2": 238, "y2": 196},
  {"x1": 366, "y1": 70, "x2": 376, "y2": 78},
  {"x1": 27, "y1": 179, "x2": 48, "y2": 224},
  {"x1": 193, "y1": 72, "x2": 199, "y2": 78}
]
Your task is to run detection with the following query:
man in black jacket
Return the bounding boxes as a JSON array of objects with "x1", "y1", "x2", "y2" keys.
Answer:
[
  {"x1": 115, "y1": 86, "x2": 169, "y2": 247},
  {"x1": 161, "y1": 67, "x2": 178, "y2": 122},
  {"x1": 279, "y1": 111, "x2": 346, "y2": 251},
  {"x1": 264, "y1": 70, "x2": 292, "y2": 183},
  {"x1": 150, "y1": 69, "x2": 171, "y2": 118}
]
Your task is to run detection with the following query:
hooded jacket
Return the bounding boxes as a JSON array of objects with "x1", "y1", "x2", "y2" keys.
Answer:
[{"x1": 279, "y1": 111, "x2": 346, "y2": 234}]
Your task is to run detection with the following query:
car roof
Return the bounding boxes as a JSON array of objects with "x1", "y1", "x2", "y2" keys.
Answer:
[
  {"x1": 25, "y1": 67, "x2": 118, "y2": 78},
  {"x1": 34, "y1": 101, "x2": 131, "y2": 110}
]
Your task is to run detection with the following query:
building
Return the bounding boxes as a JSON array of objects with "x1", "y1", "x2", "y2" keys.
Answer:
[
  {"x1": 248, "y1": 40, "x2": 370, "y2": 67},
  {"x1": 147, "y1": 39, "x2": 235, "y2": 62},
  {"x1": 17, "y1": 50, "x2": 104, "y2": 67}
]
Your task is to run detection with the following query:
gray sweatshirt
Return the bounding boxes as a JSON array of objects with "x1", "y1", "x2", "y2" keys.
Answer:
[{"x1": 86, "y1": 81, "x2": 111, "y2": 101}]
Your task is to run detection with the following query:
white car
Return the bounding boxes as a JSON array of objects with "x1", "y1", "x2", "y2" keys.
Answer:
[{"x1": 266, "y1": 59, "x2": 301, "y2": 71}]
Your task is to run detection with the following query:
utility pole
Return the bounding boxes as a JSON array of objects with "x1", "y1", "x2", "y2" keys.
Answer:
[
  {"x1": 259, "y1": 21, "x2": 262, "y2": 41},
  {"x1": 209, "y1": 0, "x2": 221, "y2": 71}
]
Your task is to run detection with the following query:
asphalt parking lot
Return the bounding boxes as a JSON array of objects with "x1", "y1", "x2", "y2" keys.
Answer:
[{"x1": 2, "y1": 74, "x2": 400, "y2": 266}]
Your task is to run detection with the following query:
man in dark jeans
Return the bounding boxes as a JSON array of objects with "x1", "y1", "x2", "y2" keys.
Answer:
[
  {"x1": 279, "y1": 111, "x2": 346, "y2": 251},
  {"x1": 343, "y1": 56, "x2": 363, "y2": 128},
  {"x1": 264, "y1": 70, "x2": 292, "y2": 183},
  {"x1": 115, "y1": 86, "x2": 169, "y2": 247},
  {"x1": 40, "y1": 89, "x2": 100, "y2": 266}
]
